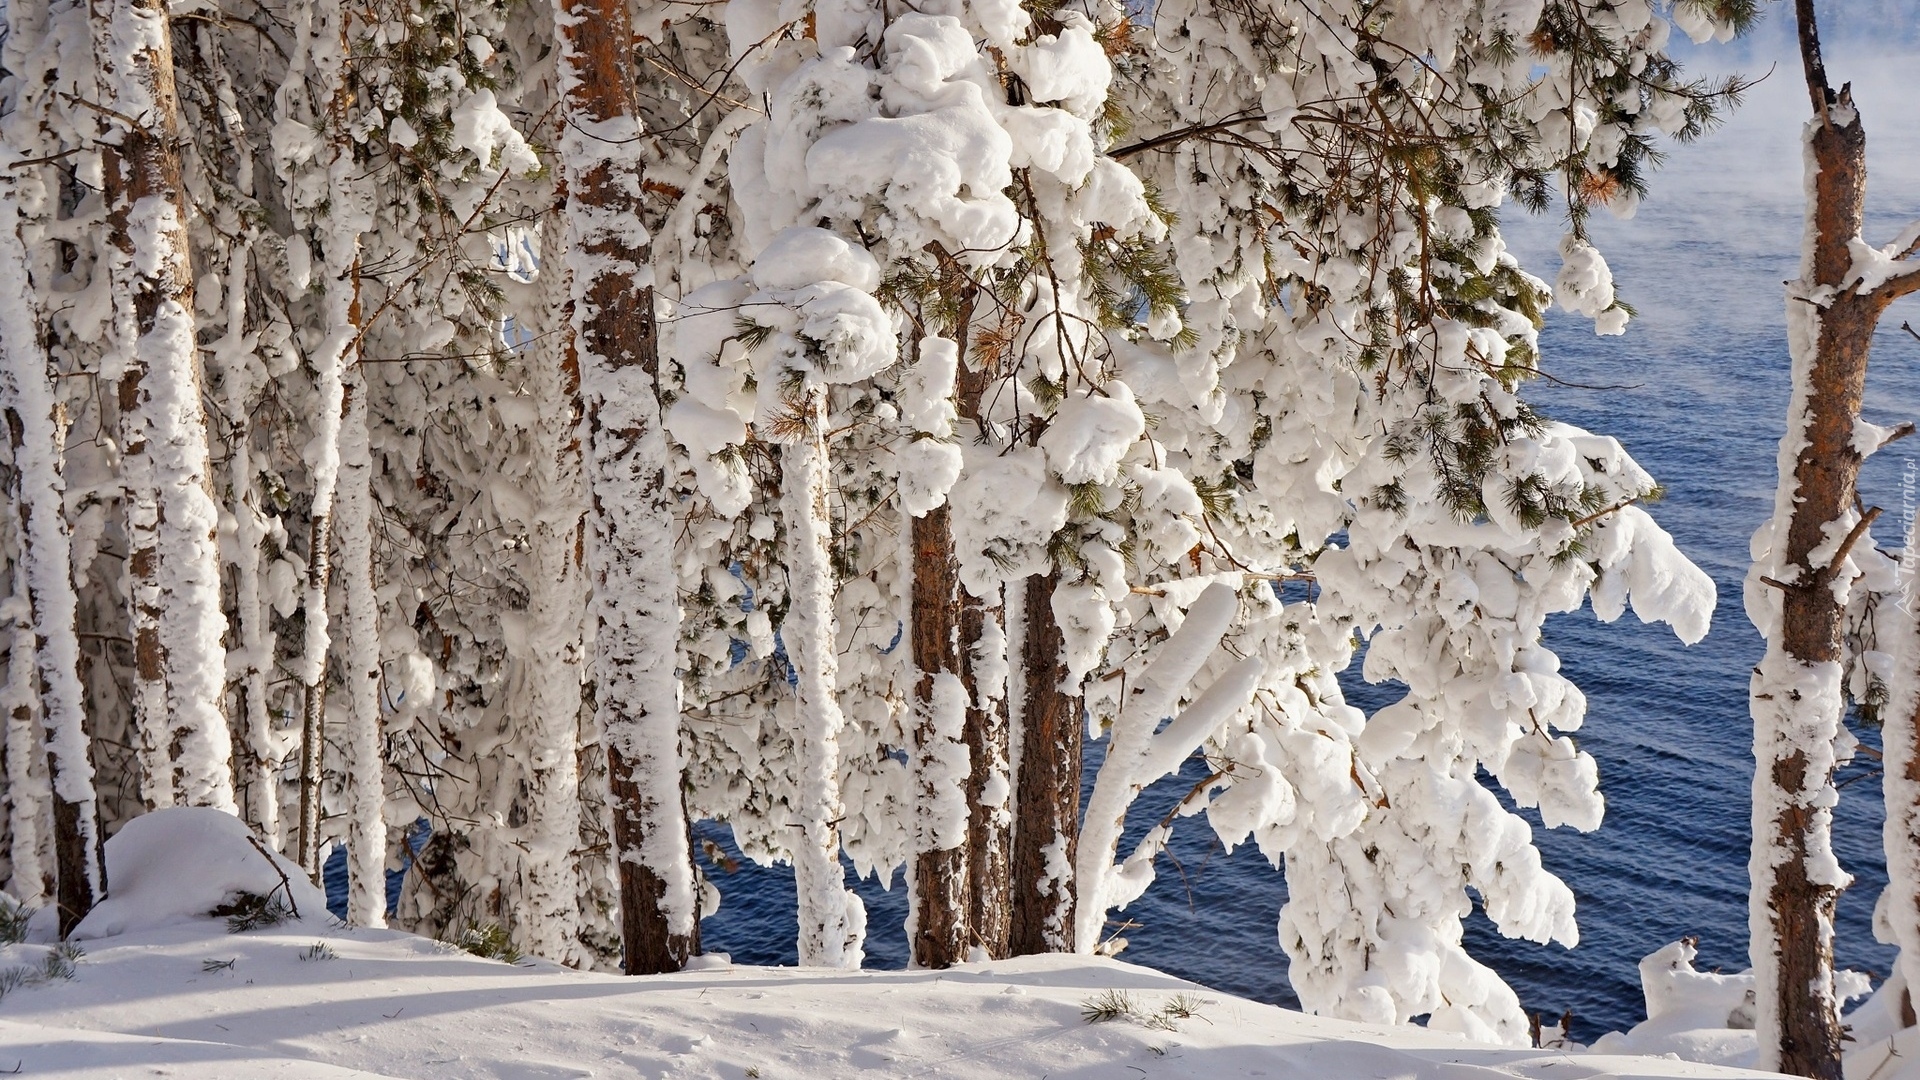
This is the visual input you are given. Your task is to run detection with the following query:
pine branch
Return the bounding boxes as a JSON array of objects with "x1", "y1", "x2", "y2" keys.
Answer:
[
  {"x1": 1109, "y1": 111, "x2": 1267, "y2": 159},
  {"x1": 1570, "y1": 497, "x2": 1638, "y2": 530}
]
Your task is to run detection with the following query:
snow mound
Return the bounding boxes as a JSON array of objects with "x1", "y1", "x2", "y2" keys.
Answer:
[
  {"x1": 71, "y1": 808, "x2": 329, "y2": 939},
  {"x1": 1589, "y1": 939, "x2": 1757, "y2": 1068}
]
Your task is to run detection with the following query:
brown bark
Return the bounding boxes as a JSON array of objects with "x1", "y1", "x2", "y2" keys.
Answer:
[
  {"x1": 296, "y1": 509, "x2": 329, "y2": 875},
  {"x1": 910, "y1": 503, "x2": 969, "y2": 968},
  {"x1": 607, "y1": 745, "x2": 700, "y2": 972},
  {"x1": 557, "y1": 0, "x2": 699, "y2": 974},
  {"x1": 1759, "y1": 5, "x2": 1900, "y2": 1076},
  {"x1": 960, "y1": 592, "x2": 1011, "y2": 957},
  {"x1": 952, "y1": 321, "x2": 1012, "y2": 958},
  {"x1": 96, "y1": 0, "x2": 201, "y2": 812},
  {"x1": 51, "y1": 784, "x2": 94, "y2": 938},
  {"x1": 1009, "y1": 570, "x2": 1081, "y2": 955}
]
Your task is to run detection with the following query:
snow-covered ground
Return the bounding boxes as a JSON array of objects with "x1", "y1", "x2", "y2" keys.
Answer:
[
  {"x1": 0, "y1": 808, "x2": 1784, "y2": 1079},
  {"x1": 0, "y1": 926, "x2": 1783, "y2": 1080}
]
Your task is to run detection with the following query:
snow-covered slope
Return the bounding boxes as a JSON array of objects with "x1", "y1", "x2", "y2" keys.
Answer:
[
  {"x1": 0, "y1": 921, "x2": 1785, "y2": 1080},
  {"x1": 0, "y1": 809, "x2": 1783, "y2": 1079}
]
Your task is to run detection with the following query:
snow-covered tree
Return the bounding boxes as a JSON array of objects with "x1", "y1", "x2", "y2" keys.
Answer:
[
  {"x1": 0, "y1": 0, "x2": 1769, "y2": 1022},
  {"x1": 1746, "y1": 3, "x2": 1920, "y2": 1075}
]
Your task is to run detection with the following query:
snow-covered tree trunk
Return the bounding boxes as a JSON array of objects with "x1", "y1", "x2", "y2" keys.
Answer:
[
  {"x1": 782, "y1": 384, "x2": 864, "y2": 969},
  {"x1": 211, "y1": 239, "x2": 279, "y2": 842},
  {"x1": 961, "y1": 587, "x2": 1011, "y2": 957},
  {"x1": 511, "y1": 208, "x2": 589, "y2": 966},
  {"x1": 945, "y1": 277, "x2": 1010, "y2": 959},
  {"x1": 1010, "y1": 571, "x2": 1080, "y2": 955},
  {"x1": 909, "y1": 499, "x2": 969, "y2": 968},
  {"x1": 0, "y1": 181, "x2": 99, "y2": 930},
  {"x1": 91, "y1": 0, "x2": 233, "y2": 813},
  {"x1": 1749, "y1": 5, "x2": 1920, "y2": 1074},
  {"x1": 555, "y1": 0, "x2": 699, "y2": 975},
  {"x1": 335, "y1": 374, "x2": 386, "y2": 927},
  {"x1": 1883, "y1": 510, "x2": 1920, "y2": 1025},
  {"x1": 2, "y1": 563, "x2": 46, "y2": 911},
  {"x1": 290, "y1": 0, "x2": 365, "y2": 875}
]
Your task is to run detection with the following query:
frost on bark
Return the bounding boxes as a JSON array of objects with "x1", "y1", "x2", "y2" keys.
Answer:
[
  {"x1": 909, "y1": 499, "x2": 968, "y2": 968},
  {"x1": 287, "y1": 0, "x2": 366, "y2": 877},
  {"x1": 944, "y1": 267, "x2": 1010, "y2": 960},
  {"x1": 2, "y1": 578, "x2": 47, "y2": 911},
  {"x1": 1884, "y1": 512, "x2": 1920, "y2": 1031},
  {"x1": 1074, "y1": 583, "x2": 1251, "y2": 954},
  {"x1": 501, "y1": 204, "x2": 590, "y2": 966},
  {"x1": 782, "y1": 384, "x2": 865, "y2": 969},
  {"x1": 91, "y1": 0, "x2": 233, "y2": 813},
  {"x1": 555, "y1": 0, "x2": 699, "y2": 975},
  {"x1": 1749, "y1": 3, "x2": 1920, "y2": 1075},
  {"x1": 960, "y1": 585, "x2": 1011, "y2": 958},
  {"x1": 215, "y1": 241, "x2": 279, "y2": 844},
  {"x1": 335, "y1": 376, "x2": 386, "y2": 927},
  {"x1": 1010, "y1": 570, "x2": 1080, "y2": 955},
  {"x1": 0, "y1": 185, "x2": 100, "y2": 932}
]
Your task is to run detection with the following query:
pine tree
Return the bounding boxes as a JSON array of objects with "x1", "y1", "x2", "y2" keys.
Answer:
[
  {"x1": 554, "y1": 0, "x2": 701, "y2": 975},
  {"x1": 1747, "y1": 4, "x2": 1920, "y2": 1075}
]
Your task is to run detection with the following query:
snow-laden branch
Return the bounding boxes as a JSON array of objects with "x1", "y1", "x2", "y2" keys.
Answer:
[
  {"x1": 1852, "y1": 220, "x2": 1920, "y2": 303},
  {"x1": 1075, "y1": 582, "x2": 1257, "y2": 952}
]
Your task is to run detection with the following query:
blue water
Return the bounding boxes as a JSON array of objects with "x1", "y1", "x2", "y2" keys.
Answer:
[{"x1": 685, "y1": 26, "x2": 1920, "y2": 1044}]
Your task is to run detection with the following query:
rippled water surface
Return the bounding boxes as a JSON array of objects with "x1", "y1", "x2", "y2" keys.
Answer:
[{"x1": 697, "y1": 26, "x2": 1920, "y2": 1041}]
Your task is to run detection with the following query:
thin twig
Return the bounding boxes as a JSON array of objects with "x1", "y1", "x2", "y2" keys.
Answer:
[
  {"x1": 61, "y1": 93, "x2": 144, "y2": 131},
  {"x1": 246, "y1": 835, "x2": 300, "y2": 919},
  {"x1": 1570, "y1": 497, "x2": 1637, "y2": 530},
  {"x1": 6, "y1": 148, "x2": 80, "y2": 170},
  {"x1": 1110, "y1": 111, "x2": 1267, "y2": 159},
  {"x1": 1822, "y1": 506, "x2": 1883, "y2": 582}
]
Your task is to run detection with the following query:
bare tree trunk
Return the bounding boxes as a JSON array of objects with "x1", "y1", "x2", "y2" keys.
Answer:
[
  {"x1": 917, "y1": 252, "x2": 1012, "y2": 958},
  {"x1": 1749, "y1": 5, "x2": 1920, "y2": 1074},
  {"x1": 1010, "y1": 570, "x2": 1080, "y2": 954},
  {"x1": 91, "y1": 0, "x2": 233, "y2": 814},
  {"x1": 554, "y1": 0, "x2": 700, "y2": 975},
  {"x1": 909, "y1": 502, "x2": 969, "y2": 968}
]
